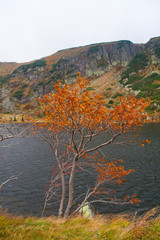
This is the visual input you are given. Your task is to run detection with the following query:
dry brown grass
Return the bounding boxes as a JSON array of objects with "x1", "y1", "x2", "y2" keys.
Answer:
[{"x1": 0, "y1": 210, "x2": 160, "y2": 240}]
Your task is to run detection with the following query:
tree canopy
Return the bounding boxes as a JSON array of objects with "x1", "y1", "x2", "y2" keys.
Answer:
[{"x1": 33, "y1": 73, "x2": 150, "y2": 218}]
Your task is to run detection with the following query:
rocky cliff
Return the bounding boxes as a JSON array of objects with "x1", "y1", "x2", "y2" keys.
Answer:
[{"x1": 0, "y1": 37, "x2": 160, "y2": 116}]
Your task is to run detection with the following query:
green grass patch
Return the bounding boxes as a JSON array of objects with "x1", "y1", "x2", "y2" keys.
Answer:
[
  {"x1": 50, "y1": 58, "x2": 68, "y2": 73},
  {"x1": 120, "y1": 72, "x2": 160, "y2": 109},
  {"x1": 155, "y1": 46, "x2": 160, "y2": 58},
  {"x1": 87, "y1": 45, "x2": 101, "y2": 55},
  {"x1": 112, "y1": 92, "x2": 122, "y2": 98},
  {"x1": 13, "y1": 60, "x2": 46, "y2": 74},
  {"x1": 121, "y1": 52, "x2": 148, "y2": 80},
  {"x1": 0, "y1": 75, "x2": 10, "y2": 86},
  {"x1": 86, "y1": 86, "x2": 95, "y2": 91},
  {"x1": 0, "y1": 213, "x2": 160, "y2": 240},
  {"x1": 13, "y1": 90, "x2": 23, "y2": 100}
]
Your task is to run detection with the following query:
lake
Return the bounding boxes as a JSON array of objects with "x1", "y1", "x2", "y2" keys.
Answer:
[{"x1": 0, "y1": 123, "x2": 160, "y2": 216}]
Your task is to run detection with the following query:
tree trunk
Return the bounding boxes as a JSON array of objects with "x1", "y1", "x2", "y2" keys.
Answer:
[
  {"x1": 64, "y1": 158, "x2": 77, "y2": 218},
  {"x1": 58, "y1": 172, "x2": 66, "y2": 217}
]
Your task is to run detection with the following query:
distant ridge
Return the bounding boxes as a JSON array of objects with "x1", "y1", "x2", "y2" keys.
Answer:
[{"x1": 0, "y1": 36, "x2": 160, "y2": 121}]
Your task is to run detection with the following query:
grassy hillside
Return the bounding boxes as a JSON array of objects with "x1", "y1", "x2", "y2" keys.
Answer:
[
  {"x1": 118, "y1": 38, "x2": 160, "y2": 118},
  {"x1": 0, "y1": 210, "x2": 160, "y2": 240},
  {"x1": 0, "y1": 62, "x2": 22, "y2": 76}
]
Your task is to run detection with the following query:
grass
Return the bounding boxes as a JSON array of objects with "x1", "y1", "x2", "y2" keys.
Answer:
[
  {"x1": 0, "y1": 211, "x2": 160, "y2": 240},
  {"x1": 120, "y1": 52, "x2": 148, "y2": 80},
  {"x1": 119, "y1": 71, "x2": 160, "y2": 114},
  {"x1": 0, "y1": 114, "x2": 28, "y2": 123}
]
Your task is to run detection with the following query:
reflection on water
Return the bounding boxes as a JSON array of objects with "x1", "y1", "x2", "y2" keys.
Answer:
[{"x1": 0, "y1": 124, "x2": 160, "y2": 216}]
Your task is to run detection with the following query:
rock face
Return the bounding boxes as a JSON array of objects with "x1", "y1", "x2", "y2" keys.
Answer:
[
  {"x1": 51, "y1": 40, "x2": 139, "y2": 79},
  {"x1": 145, "y1": 37, "x2": 160, "y2": 65},
  {"x1": 0, "y1": 37, "x2": 160, "y2": 113},
  {"x1": 0, "y1": 86, "x2": 15, "y2": 112}
]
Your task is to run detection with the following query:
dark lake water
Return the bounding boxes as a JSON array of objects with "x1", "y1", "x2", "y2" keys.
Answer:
[{"x1": 0, "y1": 123, "x2": 160, "y2": 216}]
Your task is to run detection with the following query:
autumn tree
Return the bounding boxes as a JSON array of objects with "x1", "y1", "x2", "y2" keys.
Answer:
[{"x1": 33, "y1": 73, "x2": 150, "y2": 218}]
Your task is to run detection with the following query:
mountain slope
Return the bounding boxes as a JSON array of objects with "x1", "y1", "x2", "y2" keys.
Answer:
[
  {"x1": 0, "y1": 62, "x2": 22, "y2": 76},
  {"x1": 0, "y1": 37, "x2": 160, "y2": 118}
]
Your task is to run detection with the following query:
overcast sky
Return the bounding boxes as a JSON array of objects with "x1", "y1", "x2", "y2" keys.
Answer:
[{"x1": 0, "y1": 0, "x2": 160, "y2": 63}]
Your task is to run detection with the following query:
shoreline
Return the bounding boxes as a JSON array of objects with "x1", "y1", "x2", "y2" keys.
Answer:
[{"x1": 0, "y1": 113, "x2": 160, "y2": 124}]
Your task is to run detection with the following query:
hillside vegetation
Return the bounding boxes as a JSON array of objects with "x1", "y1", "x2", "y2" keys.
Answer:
[
  {"x1": 0, "y1": 62, "x2": 22, "y2": 76},
  {"x1": 0, "y1": 37, "x2": 160, "y2": 120}
]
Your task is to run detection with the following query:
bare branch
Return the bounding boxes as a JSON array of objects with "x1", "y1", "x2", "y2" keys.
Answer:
[
  {"x1": 80, "y1": 132, "x2": 121, "y2": 157},
  {"x1": 0, "y1": 172, "x2": 22, "y2": 191}
]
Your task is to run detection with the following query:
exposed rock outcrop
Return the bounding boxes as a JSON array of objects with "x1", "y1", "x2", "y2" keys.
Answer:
[{"x1": 0, "y1": 37, "x2": 160, "y2": 113}]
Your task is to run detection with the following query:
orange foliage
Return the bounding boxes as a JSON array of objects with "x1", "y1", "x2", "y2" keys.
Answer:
[
  {"x1": 34, "y1": 73, "x2": 151, "y2": 213},
  {"x1": 39, "y1": 73, "x2": 109, "y2": 132},
  {"x1": 39, "y1": 73, "x2": 150, "y2": 134},
  {"x1": 109, "y1": 96, "x2": 151, "y2": 132},
  {"x1": 95, "y1": 159, "x2": 135, "y2": 185}
]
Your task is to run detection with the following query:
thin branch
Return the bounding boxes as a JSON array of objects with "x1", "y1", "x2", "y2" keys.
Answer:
[
  {"x1": 80, "y1": 132, "x2": 121, "y2": 157},
  {"x1": 0, "y1": 172, "x2": 22, "y2": 191}
]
